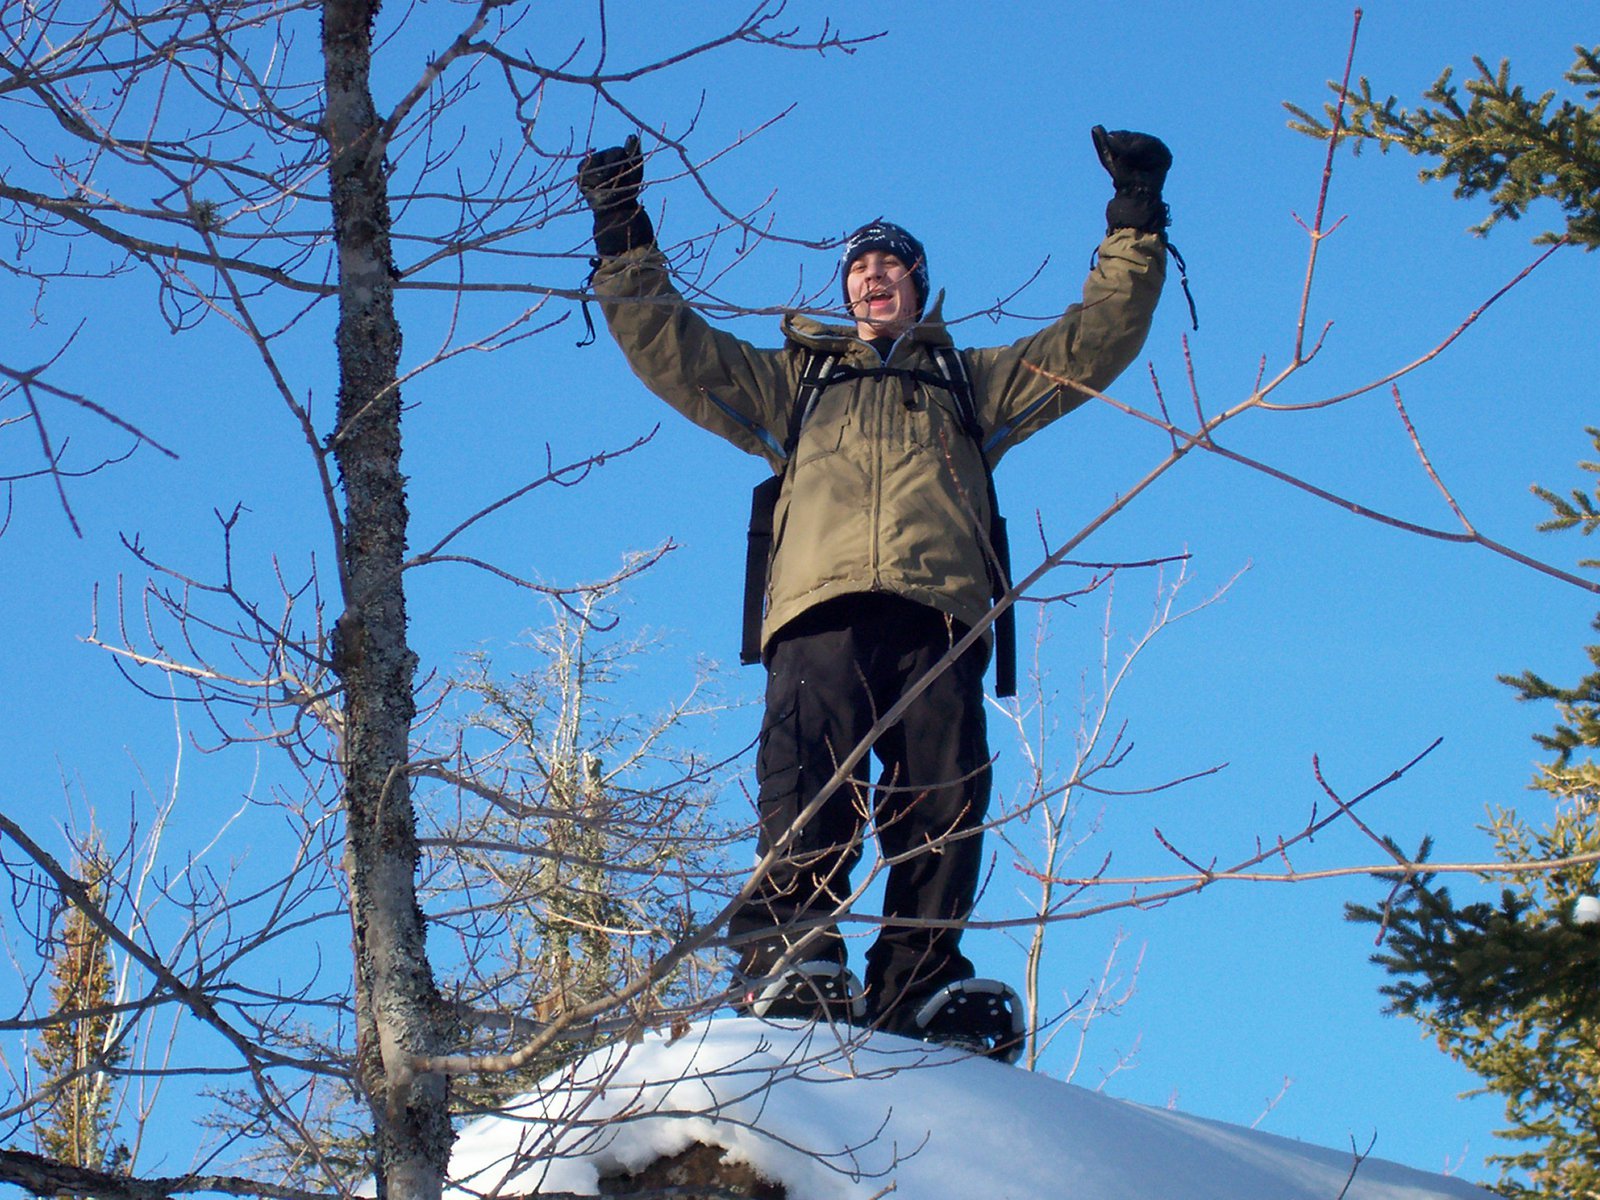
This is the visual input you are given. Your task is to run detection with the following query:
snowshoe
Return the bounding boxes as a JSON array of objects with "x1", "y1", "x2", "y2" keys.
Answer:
[
  {"x1": 742, "y1": 961, "x2": 866, "y2": 1023},
  {"x1": 909, "y1": 978, "x2": 1025, "y2": 1064}
]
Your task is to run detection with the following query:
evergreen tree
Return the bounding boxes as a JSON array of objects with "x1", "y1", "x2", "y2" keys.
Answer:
[
  {"x1": 1291, "y1": 36, "x2": 1600, "y2": 1195},
  {"x1": 32, "y1": 842, "x2": 129, "y2": 1184},
  {"x1": 438, "y1": 595, "x2": 735, "y2": 1112},
  {"x1": 1346, "y1": 434, "x2": 1600, "y2": 1198},
  {"x1": 1286, "y1": 44, "x2": 1600, "y2": 248}
]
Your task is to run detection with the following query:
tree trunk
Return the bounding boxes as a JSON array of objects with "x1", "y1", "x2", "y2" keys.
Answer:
[{"x1": 322, "y1": 1, "x2": 451, "y2": 1196}]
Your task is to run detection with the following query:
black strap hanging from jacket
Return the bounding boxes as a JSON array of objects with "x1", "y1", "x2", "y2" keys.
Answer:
[{"x1": 741, "y1": 347, "x2": 1017, "y2": 699}]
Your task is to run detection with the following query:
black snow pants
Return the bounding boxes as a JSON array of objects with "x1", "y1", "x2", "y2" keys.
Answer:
[{"x1": 728, "y1": 592, "x2": 992, "y2": 1024}]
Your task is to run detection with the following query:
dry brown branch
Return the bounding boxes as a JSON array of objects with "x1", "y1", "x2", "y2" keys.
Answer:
[
  {"x1": 1293, "y1": 8, "x2": 1364, "y2": 366},
  {"x1": 1, "y1": 348, "x2": 176, "y2": 533},
  {"x1": 0, "y1": 1146, "x2": 337, "y2": 1200}
]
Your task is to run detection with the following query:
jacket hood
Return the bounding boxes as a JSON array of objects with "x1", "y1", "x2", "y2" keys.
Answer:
[{"x1": 780, "y1": 290, "x2": 955, "y2": 356}]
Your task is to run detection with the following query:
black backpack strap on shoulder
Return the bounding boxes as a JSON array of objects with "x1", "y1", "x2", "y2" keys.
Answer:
[
  {"x1": 928, "y1": 346, "x2": 1017, "y2": 699},
  {"x1": 741, "y1": 350, "x2": 837, "y2": 666},
  {"x1": 788, "y1": 350, "x2": 838, "y2": 455},
  {"x1": 927, "y1": 345, "x2": 981, "y2": 440}
]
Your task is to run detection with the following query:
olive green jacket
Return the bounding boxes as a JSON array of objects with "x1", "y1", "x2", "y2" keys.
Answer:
[{"x1": 592, "y1": 228, "x2": 1165, "y2": 654}]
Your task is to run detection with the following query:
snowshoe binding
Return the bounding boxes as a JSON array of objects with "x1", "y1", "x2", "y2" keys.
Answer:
[
  {"x1": 742, "y1": 961, "x2": 866, "y2": 1024},
  {"x1": 909, "y1": 979, "x2": 1025, "y2": 1064}
]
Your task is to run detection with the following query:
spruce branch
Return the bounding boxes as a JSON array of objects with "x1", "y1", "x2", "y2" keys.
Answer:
[{"x1": 1286, "y1": 45, "x2": 1600, "y2": 248}]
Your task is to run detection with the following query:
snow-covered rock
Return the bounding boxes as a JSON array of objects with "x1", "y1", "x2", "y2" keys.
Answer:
[{"x1": 447, "y1": 1017, "x2": 1491, "y2": 1200}]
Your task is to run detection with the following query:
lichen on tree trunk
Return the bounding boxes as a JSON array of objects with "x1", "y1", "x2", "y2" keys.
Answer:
[{"x1": 322, "y1": 1, "x2": 451, "y2": 1196}]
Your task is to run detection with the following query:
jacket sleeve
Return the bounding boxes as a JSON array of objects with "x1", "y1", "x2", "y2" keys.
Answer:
[
  {"x1": 590, "y1": 246, "x2": 795, "y2": 468},
  {"x1": 966, "y1": 227, "x2": 1166, "y2": 460}
]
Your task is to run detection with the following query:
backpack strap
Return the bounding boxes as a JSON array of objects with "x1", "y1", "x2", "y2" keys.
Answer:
[
  {"x1": 740, "y1": 351, "x2": 839, "y2": 665},
  {"x1": 926, "y1": 345, "x2": 982, "y2": 441},
  {"x1": 743, "y1": 345, "x2": 1017, "y2": 698},
  {"x1": 787, "y1": 351, "x2": 839, "y2": 456},
  {"x1": 927, "y1": 346, "x2": 1016, "y2": 699}
]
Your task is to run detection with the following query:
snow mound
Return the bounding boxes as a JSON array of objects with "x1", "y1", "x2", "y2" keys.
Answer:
[{"x1": 447, "y1": 1017, "x2": 1491, "y2": 1200}]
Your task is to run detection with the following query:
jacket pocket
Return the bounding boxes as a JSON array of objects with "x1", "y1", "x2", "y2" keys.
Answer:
[
  {"x1": 793, "y1": 413, "x2": 850, "y2": 467},
  {"x1": 904, "y1": 388, "x2": 962, "y2": 455}
]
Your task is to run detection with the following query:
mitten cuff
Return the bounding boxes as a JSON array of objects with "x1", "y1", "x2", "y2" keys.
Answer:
[
  {"x1": 593, "y1": 205, "x2": 656, "y2": 257},
  {"x1": 1105, "y1": 189, "x2": 1169, "y2": 235}
]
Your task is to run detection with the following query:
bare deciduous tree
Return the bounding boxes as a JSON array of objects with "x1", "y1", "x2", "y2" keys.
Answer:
[
  {"x1": 1, "y1": 3, "x2": 873, "y2": 1197},
  {"x1": 3, "y1": 8, "x2": 1597, "y2": 1200},
  {"x1": 992, "y1": 562, "x2": 1236, "y2": 1073}
]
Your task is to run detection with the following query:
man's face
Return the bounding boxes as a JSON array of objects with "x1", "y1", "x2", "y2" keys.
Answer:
[{"x1": 847, "y1": 250, "x2": 920, "y2": 339}]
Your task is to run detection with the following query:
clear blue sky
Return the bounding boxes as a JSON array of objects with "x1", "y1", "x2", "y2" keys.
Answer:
[{"x1": 4, "y1": 0, "x2": 1596, "y2": 1188}]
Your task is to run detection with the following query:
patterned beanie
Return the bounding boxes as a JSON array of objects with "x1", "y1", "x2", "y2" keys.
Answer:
[{"x1": 841, "y1": 220, "x2": 929, "y2": 316}]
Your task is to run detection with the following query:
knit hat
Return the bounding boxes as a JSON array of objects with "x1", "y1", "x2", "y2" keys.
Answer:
[{"x1": 841, "y1": 220, "x2": 929, "y2": 317}]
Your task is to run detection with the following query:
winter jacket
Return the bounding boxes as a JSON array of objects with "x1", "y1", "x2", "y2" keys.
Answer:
[{"x1": 591, "y1": 228, "x2": 1166, "y2": 654}]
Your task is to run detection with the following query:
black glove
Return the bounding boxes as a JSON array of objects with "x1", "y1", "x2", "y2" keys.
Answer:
[
  {"x1": 1092, "y1": 126, "x2": 1172, "y2": 235},
  {"x1": 578, "y1": 134, "x2": 655, "y2": 256}
]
